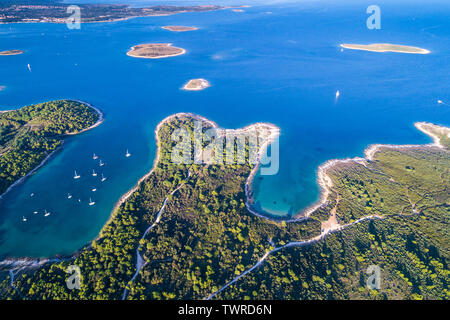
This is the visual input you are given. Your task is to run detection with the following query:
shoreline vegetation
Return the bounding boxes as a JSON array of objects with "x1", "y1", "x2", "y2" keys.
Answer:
[
  {"x1": 182, "y1": 79, "x2": 211, "y2": 91},
  {"x1": 0, "y1": 100, "x2": 102, "y2": 198},
  {"x1": 0, "y1": 113, "x2": 448, "y2": 300},
  {"x1": 162, "y1": 26, "x2": 198, "y2": 32},
  {"x1": 295, "y1": 122, "x2": 449, "y2": 221},
  {"x1": 127, "y1": 43, "x2": 186, "y2": 59},
  {"x1": 340, "y1": 43, "x2": 430, "y2": 54},
  {"x1": 0, "y1": 50, "x2": 24, "y2": 56},
  {"x1": 0, "y1": 4, "x2": 225, "y2": 24}
]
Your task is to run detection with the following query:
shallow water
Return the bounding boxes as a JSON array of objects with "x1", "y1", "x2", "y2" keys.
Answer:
[{"x1": 0, "y1": 1, "x2": 449, "y2": 258}]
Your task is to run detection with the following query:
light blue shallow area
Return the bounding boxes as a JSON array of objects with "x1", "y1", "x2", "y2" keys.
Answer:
[{"x1": 0, "y1": 1, "x2": 449, "y2": 258}]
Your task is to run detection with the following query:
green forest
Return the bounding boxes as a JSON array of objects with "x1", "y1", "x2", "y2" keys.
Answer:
[
  {"x1": 0, "y1": 100, "x2": 99, "y2": 195},
  {"x1": 0, "y1": 115, "x2": 447, "y2": 300}
]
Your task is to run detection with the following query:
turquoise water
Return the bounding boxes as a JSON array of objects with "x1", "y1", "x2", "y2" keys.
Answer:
[{"x1": 0, "y1": 1, "x2": 449, "y2": 258}]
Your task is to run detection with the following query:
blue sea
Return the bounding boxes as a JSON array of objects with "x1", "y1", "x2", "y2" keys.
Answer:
[{"x1": 0, "y1": 0, "x2": 449, "y2": 258}]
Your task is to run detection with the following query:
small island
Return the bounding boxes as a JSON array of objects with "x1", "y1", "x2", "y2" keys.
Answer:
[
  {"x1": 162, "y1": 26, "x2": 198, "y2": 32},
  {"x1": 127, "y1": 43, "x2": 186, "y2": 59},
  {"x1": 340, "y1": 43, "x2": 430, "y2": 54},
  {"x1": 0, "y1": 100, "x2": 102, "y2": 197},
  {"x1": 182, "y1": 78, "x2": 210, "y2": 91},
  {"x1": 0, "y1": 50, "x2": 24, "y2": 56}
]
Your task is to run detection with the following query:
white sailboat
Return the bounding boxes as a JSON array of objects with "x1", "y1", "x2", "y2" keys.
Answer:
[
  {"x1": 74, "y1": 170, "x2": 81, "y2": 179},
  {"x1": 93, "y1": 153, "x2": 98, "y2": 160},
  {"x1": 44, "y1": 210, "x2": 51, "y2": 217},
  {"x1": 92, "y1": 187, "x2": 97, "y2": 192},
  {"x1": 92, "y1": 169, "x2": 97, "y2": 177},
  {"x1": 33, "y1": 211, "x2": 38, "y2": 214},
  {"x1": 67, "y1": 193, "x2": 72, "y2": 199},
  {"x1": 101, "y1": 173, "x2": 107, "y2": 182},
  {"x1": 126, "y1": 149, "x2": 131, "y2": 158},
  {"x1": 22, "y1": 216, "x2": 27, "y2": 222},
  {"x1": 89, "y1": 198, "x2": 95, "y2": 206},
  {"x1": 99, "y1": 160, "x2": 104, "y2": 167}
]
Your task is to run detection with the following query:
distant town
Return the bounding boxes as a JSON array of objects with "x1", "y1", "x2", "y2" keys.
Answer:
[{"x1": 0, "y1": 3, "x2": 224, "y2": 24}]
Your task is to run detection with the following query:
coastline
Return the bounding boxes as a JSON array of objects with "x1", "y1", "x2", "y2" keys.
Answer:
[
  {"x1": 0, "y1": 100, "x2": 103, "y2": 200},
  {"x1": 162, "y1": 26, "x2": 198, "y2": 32},
  {"x1": 65, "y1": 99, "x2": 104, "y2": 135},
  {"x1": 1, "y1": 118, "x2": 447, "y2": 268},
  {"x1": 340, "y1": 43, "x2": 430, "y2": 54},
  {"x1": 182, "y1": 79, "x2": 211, "y2": 91},
  {"x1": 0, "y1": 50, "x2": 24, "y2": 56},
  {"x1": 0, "y1": 145, "x2": 62, "y2": 200},
  {"x1": 292, "y1": 121, "x2": 448, "y2": 220},
  {"x1": 126, "y1": 44, "x2": 186, "y2": 59},
  {"x1": 0, "y1": 6, "x2": 231, "y2": 26}
]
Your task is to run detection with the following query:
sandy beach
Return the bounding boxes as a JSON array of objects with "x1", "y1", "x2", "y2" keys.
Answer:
[{"x1": 292, "y1": 121, "x2": 448, "y2": 221}]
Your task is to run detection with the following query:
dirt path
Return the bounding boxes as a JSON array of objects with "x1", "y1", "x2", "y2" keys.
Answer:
[
  {"x1": 206, "y1": 212, "x2": 384, "y2": 300},
  {"x1": 122, "y1": 183, "x2": 186, "y2": 300}
]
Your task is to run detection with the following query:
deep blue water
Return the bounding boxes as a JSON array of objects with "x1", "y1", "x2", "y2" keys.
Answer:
[{"x1": 0, "y1": 1, "x2": 449, "y2": 258}]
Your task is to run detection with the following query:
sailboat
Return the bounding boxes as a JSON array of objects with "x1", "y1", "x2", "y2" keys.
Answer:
[
  {"x1": 33, "y1": 211, "x2": 38, "y2": 214},
  {"x1": 92, "y1": 187, "x2": 97, "y2": 192},
  {"x1": 22, "y1": 216, "x2": 27, "y2": 222},
  {"x1": 92, "y1": 169, "x2": 97, "y2": 177},
  {"x1": 99, "y1": 160, "x2": 104, "y2": 167},
  {"x1": 67, "y1": 193, "x2": 72, "y2": 199},
  {"x1": 74, "y1": 170, "x2": 81, "y2": 179},
  {"x1": 126, "y1": 149, "x2": 131, "y2": 158},
  {"x1": 44, "y1": 210, "x2": 51, "y2": 217},
  {"x1": 93, "y1": 153, "x2": 98, "y2": 160},
  {"x1": 101, "y1": 174, "x2": 107, "y2": 182},
  {"x1": 89, "y1": 198, "x2": 95, "y2": 206}
]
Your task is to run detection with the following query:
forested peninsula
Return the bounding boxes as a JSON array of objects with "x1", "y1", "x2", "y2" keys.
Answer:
[
  {"x1": 0, "y1": 100, "x2": 101, "y2": 196},
  {"x1": 0, "y1": 114, "x2": 448, "y2": 300}
]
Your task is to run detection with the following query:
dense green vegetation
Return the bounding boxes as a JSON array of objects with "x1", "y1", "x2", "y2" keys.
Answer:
[
  {"x1": 218, "y1": 128, "x2": 449, "y2": 300},
  {"x1": 0, "y1": 115, "x2": 447, "y2": 300},
  {"x1": 0, "y1": 100, "x2": 99, "y2": 195}
]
